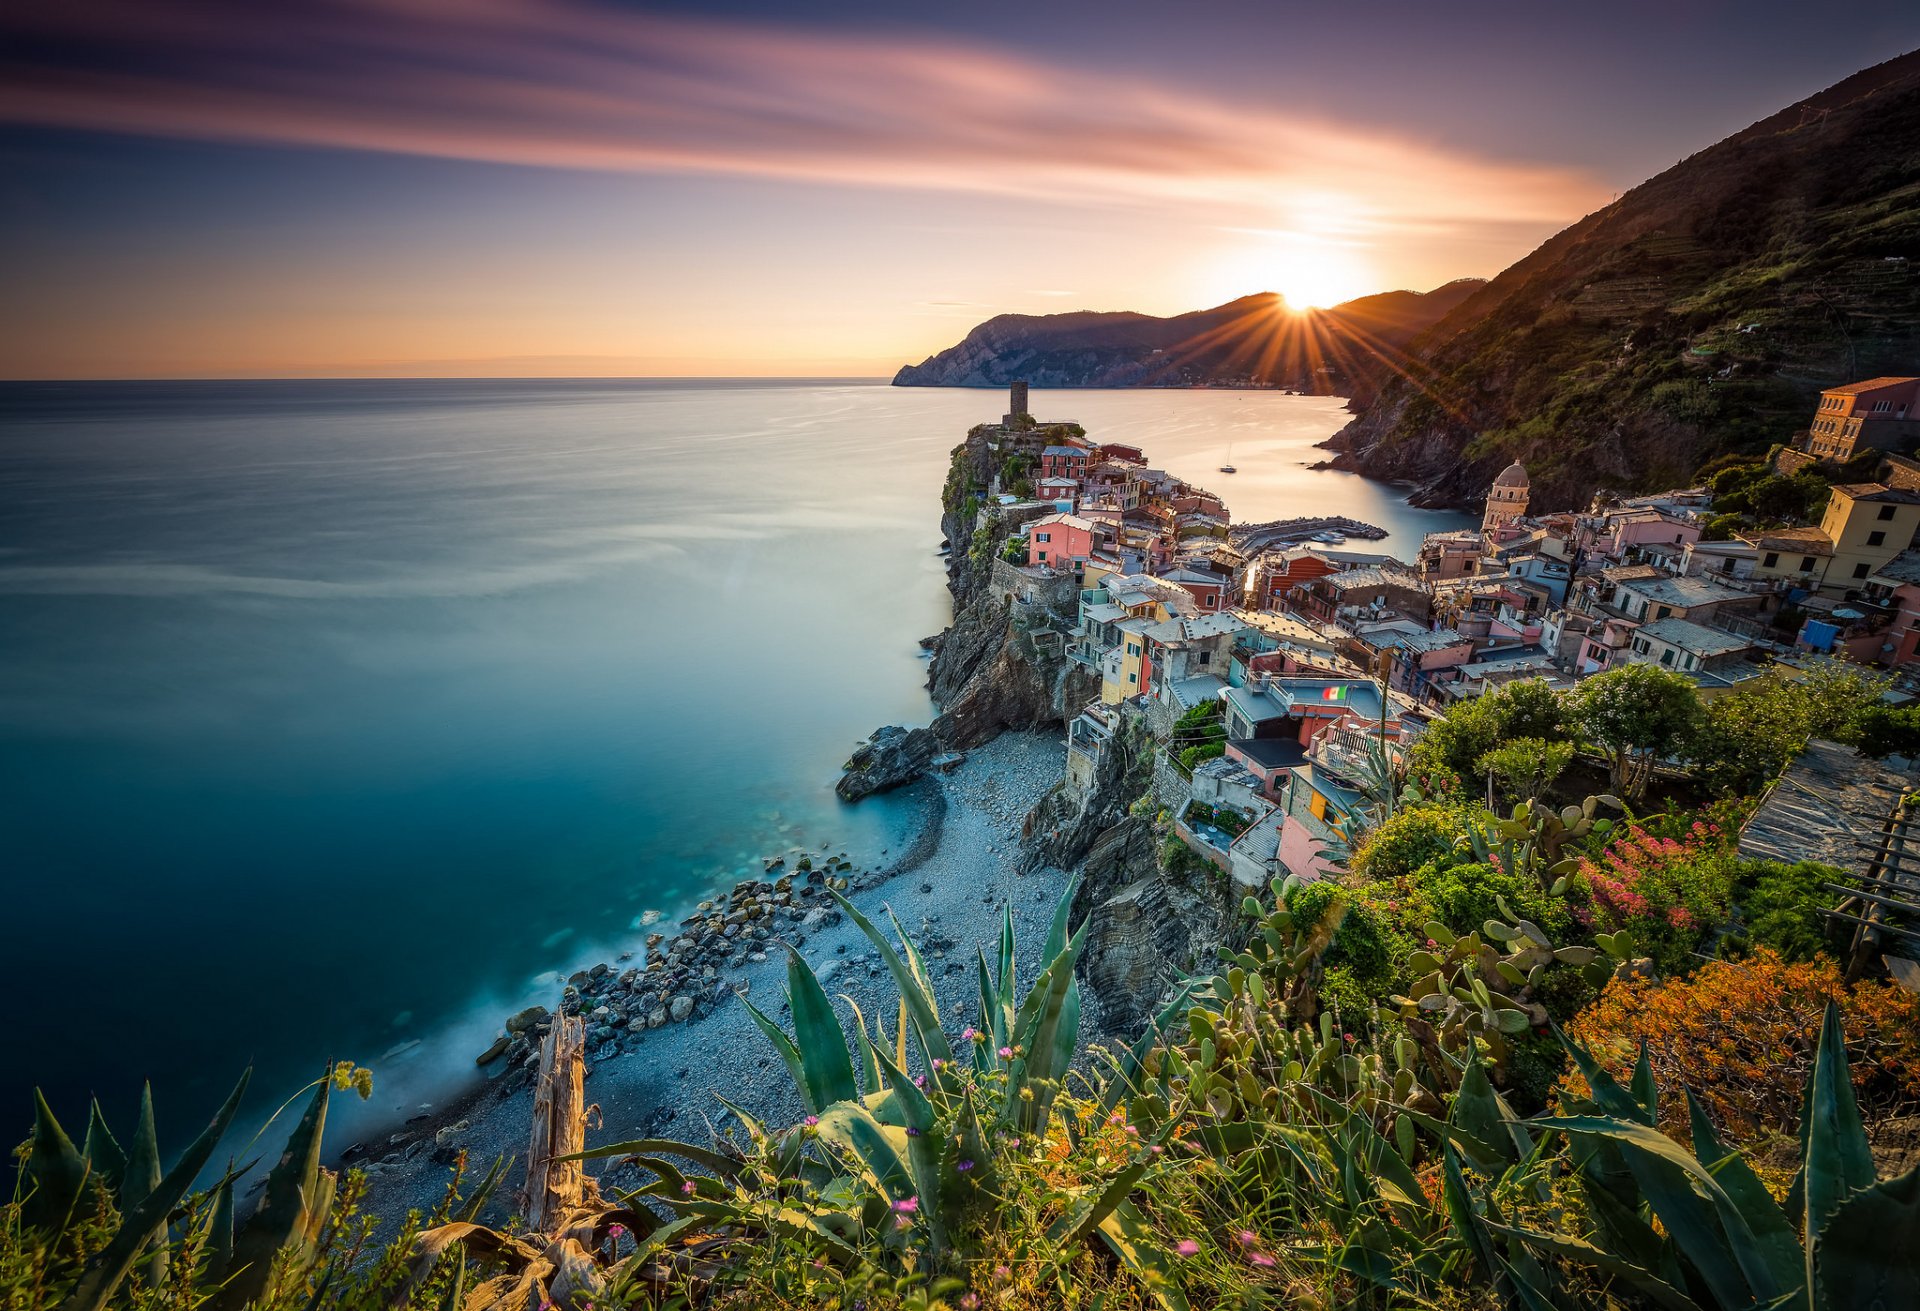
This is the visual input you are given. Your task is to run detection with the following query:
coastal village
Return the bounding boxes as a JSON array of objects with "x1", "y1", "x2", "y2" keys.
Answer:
[{"x1": 958, "y1": 376, "x2": 1920, "y2": 891}]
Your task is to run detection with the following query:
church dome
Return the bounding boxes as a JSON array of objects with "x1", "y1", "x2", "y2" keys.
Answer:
[{"x1": 1493, "y1": 461, "x2": 1529, "y2": 489}]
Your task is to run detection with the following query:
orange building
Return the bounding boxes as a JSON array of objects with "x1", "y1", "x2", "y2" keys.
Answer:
[{"x1": 1804, "y1": 377, "x2": 1920, "y2": 461}]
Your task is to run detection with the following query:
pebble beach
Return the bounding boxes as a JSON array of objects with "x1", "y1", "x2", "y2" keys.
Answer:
[{"x1": 355, "y1": 729, "x2": 1071, "y2": 1219}]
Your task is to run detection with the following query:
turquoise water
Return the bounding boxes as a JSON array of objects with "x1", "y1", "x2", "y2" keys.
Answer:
[{"x1": 0, "y1": 381, "x2": 1468, "y2": 1138}]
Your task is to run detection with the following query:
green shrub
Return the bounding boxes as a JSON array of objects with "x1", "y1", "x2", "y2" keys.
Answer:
[
  {"x1": 1724, "y1": 858, "x2": 1842, "y2": 962},
  {"x1": 1350, "y1": 804, "x2": 1460, "y2": 882}
]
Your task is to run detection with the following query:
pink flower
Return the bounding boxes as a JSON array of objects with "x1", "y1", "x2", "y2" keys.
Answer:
[
  {"x1": 998, "y1": 1045, "x2": 1014, "y2": 1059},
  {"x1": 1249, "y1": 1251, "x2": 1276, "y2": 1268},
  {"x1": 961, "y1": 1027, "x2": 977, "y2": 1041},
  {"x1": 892, "y1": 1196, "x2": 919, "y2": 1214},
  {"x1": 607, "y1": 1223, "x2": 626, "y2": 1239},
  {"x1": 804, "y1": 1115, "x2": 818, "y2": 1126},
  {"x1": 1175, "y1": 1240, "x2": 1200, "y2": 1257},
  {"x1": 680, "y1": 1181, "x2": 695, "y2": 1195}
]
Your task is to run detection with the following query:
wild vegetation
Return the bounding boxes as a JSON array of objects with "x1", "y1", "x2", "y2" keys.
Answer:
[{"x1": 11, "y1": 663, "x2": 1918, "y2": 1309}]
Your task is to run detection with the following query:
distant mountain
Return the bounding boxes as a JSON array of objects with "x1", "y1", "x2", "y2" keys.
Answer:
[
  {"x1": 891, "y1": 281, "x2": 1485, "y2": 401},
  {"x1": 1326, "y1": 50, "x2": 1920, "y2": 511}
]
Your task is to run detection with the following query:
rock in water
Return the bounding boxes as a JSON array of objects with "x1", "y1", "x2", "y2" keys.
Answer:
[{"x1": 836, "y1": 725, "x2": 939, "y2": 800}]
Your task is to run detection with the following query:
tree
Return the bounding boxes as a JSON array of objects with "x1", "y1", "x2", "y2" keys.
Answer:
[
  {"x1": 1690, "y1": 662, "x2": 1892, "y2": 793},
  {"x1": 1413, "y1": 677, "x2": 1570, "y2": 779},
  {"x1": 1857, "y1": 704, "x2": 1920, "y2": 759},
  {"x1": 1569, "y1": 664, "x2": 1700, "y2": 800},
  {"x1": 1476, "y1": 737, "x2": 1575, "y2": 806}
]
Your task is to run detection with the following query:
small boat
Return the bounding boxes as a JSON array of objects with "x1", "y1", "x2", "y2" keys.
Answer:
[{"x1": 1219, "y1": 464, "x2": 1237, "y2": 474}]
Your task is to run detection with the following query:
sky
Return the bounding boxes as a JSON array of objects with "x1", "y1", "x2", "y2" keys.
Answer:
[{"x1": 2, "y1": 1, "x2": 1916, "y2": 379}]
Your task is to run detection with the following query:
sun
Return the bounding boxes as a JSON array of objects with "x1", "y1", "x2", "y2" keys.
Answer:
[
  {"x1": 1201, "y1": 225, "x2": 1379, "y2": 311},
  {"x1": 1265, "y1": 248, "x2": 1375, "y2": 310}
]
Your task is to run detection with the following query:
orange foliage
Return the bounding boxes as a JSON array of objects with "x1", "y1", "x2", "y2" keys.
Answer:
[{"x1": 1559, "y1": 949, "x2": 1920, "y2": 1144}]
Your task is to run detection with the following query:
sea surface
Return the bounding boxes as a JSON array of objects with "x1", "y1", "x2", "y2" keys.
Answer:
[{"x1": 0, "y1": 379, "x2": 1470, "y2": 1143}]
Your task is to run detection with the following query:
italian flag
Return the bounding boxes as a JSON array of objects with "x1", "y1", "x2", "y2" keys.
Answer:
[{"x1": 1321, "y1": 685, "x2": 1348, "y2": 702}]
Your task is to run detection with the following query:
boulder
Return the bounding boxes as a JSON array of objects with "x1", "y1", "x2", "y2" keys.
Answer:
[
  {"x1": 505, "y1": 1005, "x2": 550, "y2": 1034},
  {"x1": 669, "y1": 995, "x2": 695, "y2": 1023},
  {"x1": 835, "y1": 725, "x2": 940, "y2": 801},
  {"x1": 476, "y1": 1034, "x2": 512, "y2": 1066}
]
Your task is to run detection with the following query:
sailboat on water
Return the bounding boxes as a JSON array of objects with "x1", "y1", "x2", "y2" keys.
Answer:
[{"x1": 1219, "y1": 440, "x2": 1237, "y2": 474}]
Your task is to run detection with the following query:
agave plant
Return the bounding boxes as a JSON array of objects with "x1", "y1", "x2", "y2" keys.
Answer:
[{"x1": 14, "y1": 1064, "x2": 372, "y2": 1311}]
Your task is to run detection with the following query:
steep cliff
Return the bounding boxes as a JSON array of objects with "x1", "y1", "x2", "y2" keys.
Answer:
[
  {"x1": 894, "y1": 283, "x2": 1483, "y2": 400},
  {"x1": 1327, "y1": 50, "x2": 1920, "y2": 511}
]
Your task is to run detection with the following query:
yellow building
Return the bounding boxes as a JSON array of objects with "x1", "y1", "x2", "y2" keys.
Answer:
[{"x1": 1818, "y1": 483, "x2": 1920, "y2": 591}]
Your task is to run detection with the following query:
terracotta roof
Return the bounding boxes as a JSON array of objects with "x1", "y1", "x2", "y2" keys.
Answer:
[
  {"x1": 1493, "y1": 461, "x2": 1529, "y2": 488},
  {"x1": 1824, "y1": 377, "x2": 1920, "y2": 395}
]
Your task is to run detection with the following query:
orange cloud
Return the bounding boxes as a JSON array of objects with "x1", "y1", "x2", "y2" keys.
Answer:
[{"x1": 0, "y1": 0, "x2": 1606, "y2": 229}]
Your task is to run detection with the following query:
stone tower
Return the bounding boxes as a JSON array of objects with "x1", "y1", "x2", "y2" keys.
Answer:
[
  {"x1": 1483, "y1": 461, "x2": 1530, "y2": 533},
  {"x1": 1004, "y1": 380, "x2": 1030, "y2": 425}
]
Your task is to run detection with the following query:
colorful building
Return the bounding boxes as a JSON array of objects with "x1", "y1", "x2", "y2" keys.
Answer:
[
  {"x1": 1803, "y1": 377, "x2": 1920, "y2": 461},
  {"x1": 1025, "y1": 512, "x2": 1099, "y2": 569}
]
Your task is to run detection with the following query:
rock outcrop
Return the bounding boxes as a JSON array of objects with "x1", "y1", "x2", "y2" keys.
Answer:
[
  {"x1": 836, "y1": 725, "x2": 940, "y2": 801},
  {"x1": 1067, "y1": 817, "x2": 1234, "y2": 1039}
]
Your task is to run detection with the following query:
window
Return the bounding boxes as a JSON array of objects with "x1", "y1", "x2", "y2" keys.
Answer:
[
  {"x1": 1800, "y1": 556, "x2": 1817, "y2": 572},
  {"x1": 1308, "y1": 790, "x2": 1327, "y2": 821},
  {"x1": 1660, "y1": 649, "x2": 1674, "y2": 666},
  {"x1": 1854, "y1": 563, "x2": 1872, "y2": 579},
  {"x1": 1037, "y1": 550, "x2": 1048, "y2": 562},
  {"x1": 1870, "y1": 531, "x2": 1887, "y2": 547},
  {"x1": 1126, "y1": 642, "x2": 1140, "y2": 656},
  {"x1": 1036, "y1": 531, "x2": 1051, "y2": 541},
  {"x1": 1197, "y1": 651, "x2": 1211, "y2": 666},
  {"x1": 1763, "y1": 552, "x2": 1780, "y2": 568},
  {"x1": 1881, "y1": 505, "x2": 1899, "y2": 521},
  {"x1": 1127, "y1": 673, "x2": 1136, "y2": 684}
]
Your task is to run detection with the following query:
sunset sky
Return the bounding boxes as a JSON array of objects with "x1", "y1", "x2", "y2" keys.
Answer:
[{"x1": 3, "y1": 1, "x2": 1916, "y2": 379}]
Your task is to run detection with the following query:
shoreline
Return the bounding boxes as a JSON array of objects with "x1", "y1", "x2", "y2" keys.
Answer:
[{"x1": 354, "y1": 730, "x2": 1068, "y2": 1219}]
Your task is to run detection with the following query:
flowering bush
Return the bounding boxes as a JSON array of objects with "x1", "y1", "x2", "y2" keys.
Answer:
[
  {"x1": 1560, "y1": 948, "x2": 1920, "y2": 1144},
  {"x1": 1572, "y1": 821, "x2": 1736, "y2": 975}
]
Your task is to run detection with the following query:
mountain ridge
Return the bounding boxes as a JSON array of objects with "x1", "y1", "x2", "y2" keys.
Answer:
[
  {"x1": 1324, "y1": 49, "x2": 1920, "y2": 511},
  {"x1": 892, "y1": 280, "x2": 1485, "y2": 400}
]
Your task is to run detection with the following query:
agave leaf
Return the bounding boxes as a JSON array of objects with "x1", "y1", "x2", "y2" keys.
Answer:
[
  {"x1": 737, "y1": 992, "x2": 819, "y2": 1114},
  {"x1": 812, "y1": 1103, "x2": 914, "y2": 1208},
  {"x1": 841, "y1": 995, "x2": 884, "y2": 1095},
  {"x1": 1812, "y1": 1165, "x2": 1919, "y2": 1311},
  {"x1": 1802, "y1": 1000, "x2": 1874, "y2": 1255},
  {"x1": 1537, "y1": 1115, "x2": 1778, "y2": 1308},
  {"x1": 1556, "y1": 1024, "x2": 1654, "y2": 1125},
  {"x1": 567, "y1": 1138, "x2": 744, "y2": 1181},
  {"x1": 1047, "y1": 1155, "x2": 1156, "y2": 1257},
  {"x1": 1630, "y1": 1044, "x2": 1658, "y2": 1124},
  {"x1": 61, "y1": 1069, "x2": 251, "y2": 1311},
  {"x1": 24, "y1": 1091, "x2": 91, "y2": 1235},
  {"x1": 1686, "y1": 1090, "x2": 1799, "y2": 1298},
  {"x1": 205, "y1": 1169, "x2": 236, "y2": 1282},
  {"x1": 123, "y1": 1085, "x2": 167, "y2": 1288},
  {"x1": 214, "y1": 1074, "x2": 331, "y2": 1311},
  {"x1": 1484, "y1": 1216, "x2": 1702, "y2": 1311},
  {"x1": 1450, "y1": 1060, "x2": 1529, "y2": 1168},
  {"x1": 1008, "y1": 921, "x2": 1088, "y2": 1135},
  {"x1": 1094, "y1": 1201, "x2": 1191, "y2": 1311},
  {"x1": 829, "y1": 892, "x2": 956, "y2": 1069},
  {"x1": 1098, "y1": 980, "x2": 1197, "y2": 1117},
  {"x1": 974, "y1": 951, "x2": 1002, "y2": 1068},
  {"x1": 867, "y1": 1041, "x2": 946, "y2": 1251},
  {"x1": 996, "y1": 904, "x2": 1016, "y2": 1019},
  {"x1": 81, "y1": 1101, "x2": 127, "y2": 1195},
  {"x1": 1442, "y1": 1143, "x2": 1500, "y2": 1283},
  {"x1": 781, "y1": 946, "x2": 859, "y2": 1111}
]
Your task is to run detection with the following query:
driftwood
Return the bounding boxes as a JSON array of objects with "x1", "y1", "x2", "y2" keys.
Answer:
[
  {"x1": 522, "y1": 1014, "x2": 599, "y2": 1234},
  {"x1": 402, "y1": 1011, "x2": 726, "y2": 1311}
]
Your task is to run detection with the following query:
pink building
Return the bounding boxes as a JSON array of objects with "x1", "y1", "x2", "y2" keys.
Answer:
[{"x1": 1027, "y1": 513, "x2": 1099, "y2": 569}]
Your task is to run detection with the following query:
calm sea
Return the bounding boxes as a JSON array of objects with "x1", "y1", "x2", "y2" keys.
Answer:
[{"x1": 0, "y1": 379, "x2": 1470, "y2": 1141}]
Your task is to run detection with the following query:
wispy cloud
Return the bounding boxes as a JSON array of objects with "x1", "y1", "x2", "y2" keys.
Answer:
[{"x1": 0, "y1": 0, "x2": 1604, "y2": 228}]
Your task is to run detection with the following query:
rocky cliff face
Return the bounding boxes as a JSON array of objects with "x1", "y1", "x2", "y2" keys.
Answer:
[
  {"x1": 1019, "y1": 707, "x2": 1232, "y2": 1038},
  {"x1": 1326, "y1": 50, "x2": 1920, "y2": 511}
]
